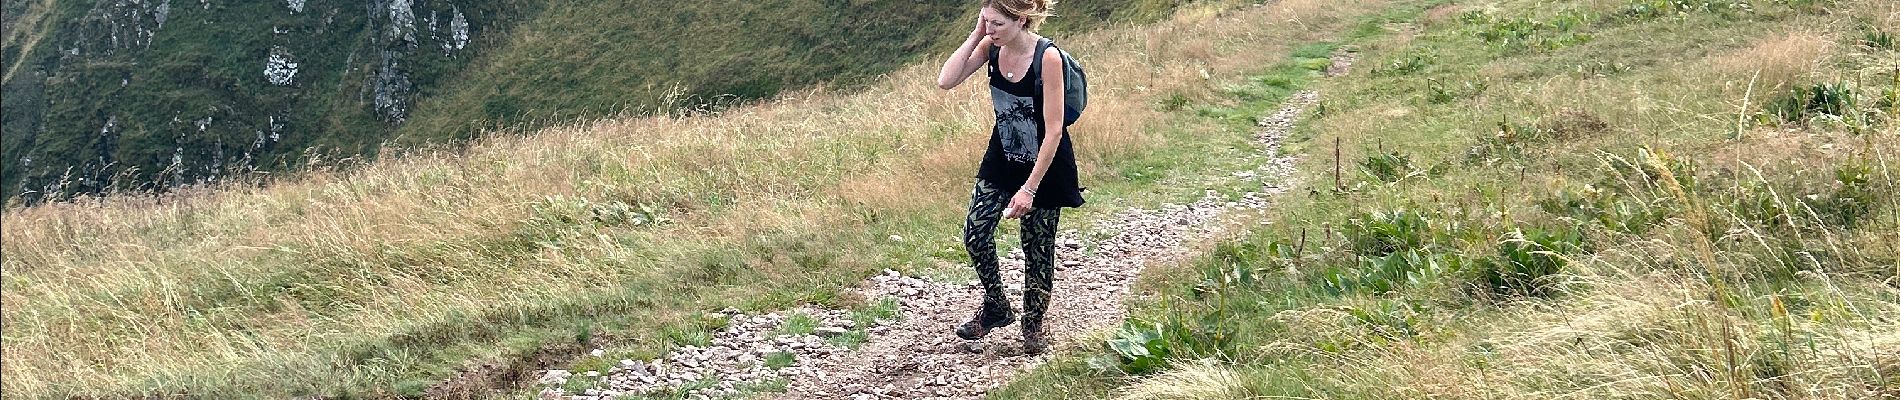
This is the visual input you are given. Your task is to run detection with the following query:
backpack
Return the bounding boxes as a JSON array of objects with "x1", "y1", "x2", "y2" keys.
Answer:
[{"x1": 991, "y1": 38, "x2": 1090, "y2": 126}]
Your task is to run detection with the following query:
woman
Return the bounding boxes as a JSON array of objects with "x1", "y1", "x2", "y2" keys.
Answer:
[{"x1": 934, "y1": 0, "x2": 1083, "y2": 355}]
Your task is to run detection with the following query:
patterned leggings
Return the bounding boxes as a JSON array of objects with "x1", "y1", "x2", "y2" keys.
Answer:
[{"x1": 963, "y1": 179, "x2": 1061, "y2": 333}]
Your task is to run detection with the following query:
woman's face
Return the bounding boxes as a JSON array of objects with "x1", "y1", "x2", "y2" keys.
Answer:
[{"x1": 979, "y1": 7, "x2": 1023, "y2": 44}]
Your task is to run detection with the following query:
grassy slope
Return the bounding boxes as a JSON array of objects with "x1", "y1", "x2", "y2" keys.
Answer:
[
  {"x1": 996, "y1": 0, "x2": 1899, "y2": 399},
  {"x1": 0, "y1": 0, "x2": 1185, "y2": 205},
  {"x1": 1, "y1": 0, "x2": 534, "y2": 204},
  {"x1": 0, "y1": 0, "x2": 1353, "y2": 397},
  {"x1": 390, "y1": 0, "x2": 1193, "y2": 148}
]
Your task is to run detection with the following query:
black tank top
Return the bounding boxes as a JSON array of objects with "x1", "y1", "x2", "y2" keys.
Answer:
[{"x1": 977, "y1": 39, "x2": 1084, "y2": 209}]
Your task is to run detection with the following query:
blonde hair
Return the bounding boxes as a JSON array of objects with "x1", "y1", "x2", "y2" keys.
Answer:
[{"x1": 983, "y1": 0, "x2": 1056, "y2": 31}]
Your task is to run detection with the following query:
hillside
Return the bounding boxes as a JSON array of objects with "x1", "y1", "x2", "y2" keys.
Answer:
[
  {"x1": 3, "y1": 0, "x2": 1896, "y2": 398},
  {"x1": 0, "y1": 0, "x2": 1176, "y2": 206}
]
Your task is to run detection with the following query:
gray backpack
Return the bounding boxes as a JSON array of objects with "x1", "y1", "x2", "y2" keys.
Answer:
[
  {"x1": 993, "y1": 38, "x2": 1088, "y2": 126},
  {"x1": 1033, "y1": 38, "x2": 1089, "y2": 126}
]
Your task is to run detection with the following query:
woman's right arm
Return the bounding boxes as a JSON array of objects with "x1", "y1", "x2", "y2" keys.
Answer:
[{"x1": 937, "y1": 18, "x2": 992, "y2": 90}]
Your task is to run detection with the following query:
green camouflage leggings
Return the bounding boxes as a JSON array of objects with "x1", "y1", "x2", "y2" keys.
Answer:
[{"x1": 963, "y1": 179, "x2": 1061, "y2": 333}]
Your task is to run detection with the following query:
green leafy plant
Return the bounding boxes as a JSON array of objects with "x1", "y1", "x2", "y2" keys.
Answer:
[
  {"x1": 1161, "y1": 92, "x2": 1191, "y2": 111},
  {"x1": 1089, "y1": 313, "x2": 1235, "y2": 375},
  {"x1": 1618, "y1": 0, "x2": 1756, "y2": 20},
  {"x1": 1467, "y1": 228, "x2": 1585, "y2": 298},
  {"x1": 1859, "y1": 28, "x2": 1896, "y2": 50},
  {"x1": 1765, "y1": 82, "x2": 1859, "y2": 124},
  {"x1": 1808, "y1": 161, "x2": 1881, "y2": 229},
  {"x1": 1348, "y1": 299, "x2": 1425, "y2": 340},
  {"x1": 1359, "y1": 151, "x2": 1425, "y2": 183},
  {"x1": 1425, "y1": 78, "x2": 1488, "y2": 104},
  {"x1": 1322, "y1": 250, "x2": 1463, "y2": 295},
  {"x1": 1538, "y1": 187, "x2": 1672, "y2": 235},
  {"x1": 1098, "y1": 321, "x2": 1172, "y2": 374},
  {"x1": 1577, "y1": 60, "x2": 1634, "y2": 77},
  {"x1": 1344, "y1": 209, "x2": 1435, "y2": 257},
  {"x1": 1375, "y1": 51, "x2": 1434, "y2": 76},
  {"x1": 1465, "y1": 10, "x2": 1594, "y2": 51}
]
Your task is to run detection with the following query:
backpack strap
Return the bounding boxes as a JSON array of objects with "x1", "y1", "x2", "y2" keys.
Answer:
[{"x1": 1029, "y1": 37, "x2": 1056, "y2": 91}]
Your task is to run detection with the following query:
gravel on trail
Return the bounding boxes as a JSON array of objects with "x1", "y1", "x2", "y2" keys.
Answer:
[{"x1": 533, "y1": 71, "x2": 1332, "y2": 400}]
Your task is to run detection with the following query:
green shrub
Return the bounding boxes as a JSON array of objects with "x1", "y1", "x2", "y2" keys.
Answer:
[
  {"x1": 1344, "y1": 209, "x2": 1435, "y2": 257},
  {"x1": 1359, "y1": 151, "x2": 1425, "y2": 183},
  {"x1": 1539, "y1": 187, "x2": 1673, "y2": 235},
  {"x1": 1467, "y1": 228, "x2": 1585, "y2": 298},
  {"x1": 1808, "y1": 161, "x2": 1881, "y2": 229},
  {"x1": 1097, "y1": 320, "x2": 1172, "y2": 374},
  {"x1": 1577, "y1": 60, "x2": 1634, "y2": 77},
  {"x1": 662, "y1": 324, "x2": 713, "y2": 347},
  {"x1": 1161, "y1": 92, "x2": 1191, "y2": 111},
  {"x1": 1091, "y1": 313, "x2": 1235, "y2": 375},
  {"x1": 1346, "y1": 299, "x2": 1424, "y2": 340},
  {"x1": 1723, "y1": 179, "x2": 1802, "y2": 233},
  {"x1": 1466, "y1": 121, "x2": 1536, "y2": 164},
  {"x1": 1199, "y1": 239, "x2": 1291, "y2": 292},
  {"x1": 1322, "y1": 250, "x2": 1464, "y2": 295},
  {"x1": 1860, "y1": 28, "x2": 1896, "y2": 50},
  {"x1": 1618, "y1": 0, "x2": 1756, "y2": 20},
  {"x1": 1426, "y1": 78, "x2": 1488, "y2": 104},
  {"x1": 1375, "y1": 51, "x2": 1434, "y2": 76},
  {"x1": 1465, "y1": 10, "x2": 1594, "y2": 51},
  {"x1": 1765, "y1": 82, "x2": 1859, "y2": 124}
]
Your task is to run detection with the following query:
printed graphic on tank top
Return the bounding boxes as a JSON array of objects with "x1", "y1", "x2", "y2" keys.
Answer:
[{"x1": 990, "y1": 77, "x2": 1041, "y2": 163}]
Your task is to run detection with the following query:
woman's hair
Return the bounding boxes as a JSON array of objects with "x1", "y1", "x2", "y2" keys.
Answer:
[{"x1": 983, "y1": 0, "x2": 1056, "y2": 31}]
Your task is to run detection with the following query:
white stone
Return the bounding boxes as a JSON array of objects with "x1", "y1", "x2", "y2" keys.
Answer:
[
  {"x1": 449, "y1": 8, "x2": 471, "y2": 50},
  {"x1": 537, "y1": 370, "x2": 572, "y2": 385},
  {"x1": 264, "y1": 47, "x2": 298, "y2": 86}
]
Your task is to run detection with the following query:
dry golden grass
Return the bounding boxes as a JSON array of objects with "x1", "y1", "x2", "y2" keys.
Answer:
[
  {"x1": 1115, "y1": 359, "x2": 1247, "y2": 400},
  {"x1": 1422, "y1": 3, "x2": 1466, "y2": 27},
  {"x1": 1708, "y1": 31, "x2": 1836, "y2": 92}
]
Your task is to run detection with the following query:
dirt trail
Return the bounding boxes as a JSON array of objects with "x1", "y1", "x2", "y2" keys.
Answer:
[{"x1": 531, "y1": 51, "x2": 1346, "y2": 400}]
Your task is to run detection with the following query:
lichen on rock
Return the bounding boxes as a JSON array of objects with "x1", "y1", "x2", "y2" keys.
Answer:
[
  {"x1": 448, "y1": 8, "x2": 470, "y2": 52},
  {"x1": 265, "y1": 47, "x2": 298, "y2": 86}
]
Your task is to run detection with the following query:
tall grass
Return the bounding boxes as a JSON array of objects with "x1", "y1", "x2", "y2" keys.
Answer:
[
  {"x1": 998, "y1": 0, "x2": 1900, "y2": 398},
  {"x1": 0, "y1": 0, "x2": 1387, "y2": 397}
]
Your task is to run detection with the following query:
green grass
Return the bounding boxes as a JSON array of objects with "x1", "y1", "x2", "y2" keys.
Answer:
[
  {"x1": 1, "y1": 1, "x2": 1388, "y2": 396},
  {"x1": 1, "y1": 0, "x2": 1204, "y2": 206},
  {"x1": 763, "y1": 352, "x2": 796, "y2": 370},
  {"x1": 997, "y1": 0, "x2": 1900, "y2": 398},
  {"x1": 777, "y1": 312, "x2": 819, "y2": 337},
  {"x1": 828, "y1": 297, "x2": 901, "y2": 349}
]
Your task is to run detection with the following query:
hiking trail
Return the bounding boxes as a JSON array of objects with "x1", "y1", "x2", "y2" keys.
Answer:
[{"x1": 530, "y1": 50, "x2": 1352, "y2": 400}]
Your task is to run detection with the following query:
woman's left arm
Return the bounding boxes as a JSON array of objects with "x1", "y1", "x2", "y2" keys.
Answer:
[{"x1": 1006, "y1": 49, "x2": 1067, "y2": 219}]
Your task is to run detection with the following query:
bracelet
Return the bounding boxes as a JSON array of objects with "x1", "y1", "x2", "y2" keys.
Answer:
[{"x1": 1020, "y1": 187, "x2": 1037, "y2": 196}]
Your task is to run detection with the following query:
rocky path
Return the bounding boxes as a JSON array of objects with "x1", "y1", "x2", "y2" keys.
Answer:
[{"x1": 533, "y1": 52, "x2": 1343, "y2": 400}]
